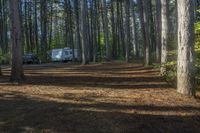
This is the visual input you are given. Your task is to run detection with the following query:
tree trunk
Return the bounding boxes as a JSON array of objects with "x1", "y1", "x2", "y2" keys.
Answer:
[
  {"x1": 68, "y1": 0, "x2": 75, "y2": 61},
  {"x1": 80, "y1": 0, "x2": 88, "y2": 65},
  {"x1": 0, "y1": 0, "x2": 4, "y2": 65},
  {"x1": 177, "y1": 0, "x2": 196, "y2": 96},
  {"x1": 156, "y1": 0, "x2": 161, "y2": 62},
  {"x1": 93, "y1": 0, "x2": 97, "y2": 63},
  {"x1": 97, "y1": 0, "x2": 102, "y2": 61},
  {"x1": 130, "y1": 0, "x2": 138, "y2": 58},
  {"x1": 125, "y1": 0, "x2": 130, "y2": 63},
  {"x1": 74, "y1": 0, "x2": 81, "y2": 62},
  {"x1": 48, "y1": 0, "x2": 53, "y2": 51},
  {"x1": 116, "y1": 2, "x2": 121, "y2": 57},
  {"x1": 9, "y1": 0, "x2": 24, "y2": 82},
  {"x1": 102, "y1": 0, "x2": 110, "y2": 60},
  {"x1": 34, "y1": 0, "x2": 39, "y2": 54},
  {"x1": 25, "y1": 0, "x2": 30, "y2": 53},
  {"x1": 28, "y1": 1, "x2": 34, "y2": 52},
  {"x1": 143, "y1": 0, "x2": 151, "y2": 66},
  {"x1": 160, "y1": 0, "x2": 169, "y2": 76},
  {"x1": 111, "y1": 0, "x2": 116, "y2": 59},
  {"x1": 19, "y1": 0, "x2": 25, "y2": 55},
  {"x1": 40, "y1": 0, "x2": 47, "y2": 62},
  {"x1": 137, "y1": 0, "x2": 145, "y2": 59}
]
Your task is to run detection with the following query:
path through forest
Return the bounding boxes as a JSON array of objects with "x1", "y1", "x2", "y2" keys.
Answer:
[{"x1": 0, "y1": 62, "x2": 200, "y2": 133}]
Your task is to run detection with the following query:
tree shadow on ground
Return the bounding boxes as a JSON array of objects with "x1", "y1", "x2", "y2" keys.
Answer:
[
  {"x1": 0, "y1": 63, "x2": 170, "y2": 90},
  {"x1": 20, "y1": 75, "x2": 170, "y2": 89},
  {"x1": 0, "y1": 92, "x2": 200, "y2": 133}
]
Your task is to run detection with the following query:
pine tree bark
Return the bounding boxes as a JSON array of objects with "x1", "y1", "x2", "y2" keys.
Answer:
[
  {"x1": 130, "y1": 0, "x2": 138, "y2": 58},
  {"x1": 116, "y1": 2, "x2": 121, "y2": 57},
  {"x1": 111, "y1": 0, "x2": 116, "y2": 59},
  {"x1": 160, "y1": 0, "x2": 169, "y2": 76},
  {"x1": 9, "y1": 0, "x2": 24, "y2": 82},
  {"x1": 177, "y1": 0, "x2": 196, "y2": 96},
  {"x1": 74, "y1": 0, "x2": 81, "y2": 62},
  {"x1": 93, "y1": 0, "x2": 97, "y2": 63},
  {"x1": 143, "y1": 0, "x2": 151, "y2": 66},
  {"x1": 120, "y1": 2, "x2": 125, "y2": 57},
  {"x1": 0, "y1": 0, "x2": 4, "y2": 67},
  {"x1": 80, "y1": 0, "x2": 88, "y2": 65},
  {"x1": 24, "y1": 0, "x2": 30, "y2": 52},
  {"x1": 19, "y1": 0, "x2": 25, "y2": 55},
  {"x1": 102, "y1": 0, "x2": 110, "y2": 60},
  {"x1": 48, "y1": 0, "x2": 53, "y2": 51},
  {"x1": 40, "y1": 0, "x2": 47, "y2": 62},
  {"x1": 97, "y1": 0, "x2": 102, "y2": 61},
  {"x1": 34, "y1": 0, "x2": 39, "y2": 54},
  {"x1": 156, "y1": 0, "x2": 161, "y2": 62},
  {"x1": 28, "y1": 1, "x2": 34, "y2": 52},
  {"x1": 125, "y1": 0, "x2": 130, "y2": 63}
]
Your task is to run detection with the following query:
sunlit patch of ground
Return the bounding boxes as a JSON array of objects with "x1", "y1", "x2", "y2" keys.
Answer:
[{"x1": 0, "y1": 62, "x2": 200, "y2": 133}]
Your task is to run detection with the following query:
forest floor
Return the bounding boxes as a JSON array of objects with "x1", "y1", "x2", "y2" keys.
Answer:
[{"x1": 0, "y1": 62, "x2": 200, "y2": 133}]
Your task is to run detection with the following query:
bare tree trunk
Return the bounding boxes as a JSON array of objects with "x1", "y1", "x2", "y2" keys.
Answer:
[
  {"x1": 119, "y1": 1, "x2": 126, "y2": 57},
  {"x1": 9, "y1": 0, "x2": 24, "y2": 82},
  {"x1": 111, "y1": 0, "x2": 116, "y2": 59},
  {"x1": 40, "y1": 0, "x2": 47, "y2": 62},
  {"x1": 19, "y1": 0, "x2": 25, "y2": 55},
  {"x1": 34, "y1": 0, "x2": 39, "y2": 54},
  {"x1": 0, "y1": 0, "x2": 3, "y2": 74},
  {"x1": 177, "y1": 0, "x2": 196, "y2": 96},
  {"x1": 2, "y1": 0, "x2": 8, "y2": 60},
  {"x1": 143, "y1": 0, "x2": 151, "y2": 66},
  {"x1": 125, "y1": 0, "x2": 130, "y2": 63},
  {"x1": 74, "y1": 0, "x2": 81, "y2": 62},
  {"x1": 80, "y1": 0, "x2": 88, "y2": 65},
  {"x1": 130, "y1": 0, "x2": 138, "y2": 58},
  {"x1": 48, "y1": 0, "x2": 53, "y2": 51},
  {"x1": 24, "y1": 0, "x2": 30, "y2": 52},
  {"x1": 160, "y1": 0, "x2": 169, "y2": 76},
  {"x1": 93, "y1": 0, "x2": 97, "y2": 63},
  {"x1": 68, "y1": 0, "x2": 75, "y2": 61},
  {"x1": 116, "y1": 1, "x2": 121, "y2": 57},
  {"x1": 28, "y1": 1, "x2": 34, "y2": 52},
  {"x1": 137, "y1": 0, "x2": 145, "y2": 59},
  {"x1": 156, "y1": 0, "x2": 161, "y2": 62},
  {"x1": 97, "y1": 0, "x2": 102, "y2": 61},
  {"x1": 102, "y1": 0, "x2": 110, "y2": 60}
]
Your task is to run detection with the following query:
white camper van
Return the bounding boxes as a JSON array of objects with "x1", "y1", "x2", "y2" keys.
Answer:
[{"x1": 51, "y1": 47, "x2": 78, "y2": 62}]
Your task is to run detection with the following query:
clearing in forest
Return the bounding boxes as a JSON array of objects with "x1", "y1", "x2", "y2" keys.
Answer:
[{"x1": 0, "y1": 62, "x2": 200, "y2": 133}]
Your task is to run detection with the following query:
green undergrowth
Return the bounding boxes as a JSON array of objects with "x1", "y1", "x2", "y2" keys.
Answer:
[
  {"x1": 160, "y1": 18, "x2": 200, "y2": 91},
  {"x1": 153, "y1": 49, "x2": 200, "y2": 91}
]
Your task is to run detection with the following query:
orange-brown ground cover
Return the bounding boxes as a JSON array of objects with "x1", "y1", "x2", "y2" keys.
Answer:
[{"x1": 0, "y1": 62, "x2": 200, "y2": 133}]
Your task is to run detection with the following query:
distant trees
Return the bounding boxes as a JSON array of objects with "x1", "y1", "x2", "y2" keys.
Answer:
[
  {"x1": 4, "y1": 0, "x2": 175, "y2": 66},
  {"x1": 9, "y1": 0, "x2": 24, "y2": 81}
]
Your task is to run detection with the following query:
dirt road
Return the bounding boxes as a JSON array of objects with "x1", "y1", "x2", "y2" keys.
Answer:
[{"x1": 0, "y1": 62, "x2": 200, "y2": 133}]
